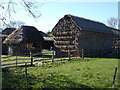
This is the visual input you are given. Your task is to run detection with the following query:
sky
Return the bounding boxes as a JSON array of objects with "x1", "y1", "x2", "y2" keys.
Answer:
[{"x1": 0, "y1": 0, "x2": 119, "y2": 32}]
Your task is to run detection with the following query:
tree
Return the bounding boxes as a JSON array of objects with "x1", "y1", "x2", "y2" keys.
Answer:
[
  {"x1": 0, "y1": 0, "x2": 42, "y2": 28},
  {"x1": 6, "y1": 20, "x2": 25, "y2": 28},
  {"x1": 107, "y1": 17, "x2": 118, "y2": 28},
  {"x1": 46, "y1": 30, "x2": 54, "y2": 37}
]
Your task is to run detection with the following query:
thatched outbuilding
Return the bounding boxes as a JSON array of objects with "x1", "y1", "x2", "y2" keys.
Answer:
[
  {"x1": 2, "y1": 28, "x2": 16, "y2": 55},
  {"x1": 52, "y1": 14, "x2": 118, "y2": 57},
  {"x1": 3, "y1": 26, "x2": 44, "y2": 56}
]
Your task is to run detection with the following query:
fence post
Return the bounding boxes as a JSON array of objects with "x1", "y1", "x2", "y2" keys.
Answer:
[
  {"x1": 61, "y1": 51, "x2": 62, "y2": 62},
  {"x1": 68, "y1": 49, "x2": 71, "y2": 61},
  {"x1": 50, "y1": 47, "x2": 54, "y2": 63},
  {"x1": 25, "y1": 63, "x2": 28, "y2": 86},
  {"x1": 81, "y1": 49, "x2": 84, "y2": 59},
  {"x1": 112, "y1": 67, "x2": 118, "y2": 88},
  {"x1": 52, "y1": 47, "x2": 54, "y2": 63},
  {"x1": 16, "y1": 52, "x2": 18, "y2": 68},
  {"x1": 30, "y1": 51, "x2": 33, "y2": 66}
]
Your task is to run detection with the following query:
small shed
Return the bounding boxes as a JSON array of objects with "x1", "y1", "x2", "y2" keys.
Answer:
[
  {"x1": 3, "y1": 26, "x2": 44, "y2": 56},
  {"x1": 39, "y1": 31, "x2": 54, "y2": 50},
  {"x1": 52, "y1": 14, "x2": 117, "y2": 57}
]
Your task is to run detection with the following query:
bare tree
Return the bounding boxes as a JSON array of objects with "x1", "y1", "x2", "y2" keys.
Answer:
[
  {"x1": 7, "y1": 20, "x2": 25, "y2": 28},
  {"x1": 0, "y1": 0, "x2": 42, "y2": 28},
  {"x1": 107, "y1": 17, "x2": 118, "y2": 28}
]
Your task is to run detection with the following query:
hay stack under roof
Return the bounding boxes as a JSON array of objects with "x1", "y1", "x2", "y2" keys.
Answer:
[{"x1": 3, "y1": 26, "x2": 44, "y2": 45}]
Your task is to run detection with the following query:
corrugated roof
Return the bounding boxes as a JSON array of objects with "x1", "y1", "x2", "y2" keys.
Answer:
[{"x1": 66, "y1": 14, "x2": 114, "y2": 34}]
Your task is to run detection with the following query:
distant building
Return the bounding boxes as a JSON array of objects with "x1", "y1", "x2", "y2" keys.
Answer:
[{"x1": 39, "y1": 31, "x2": 54, "y2": 50}]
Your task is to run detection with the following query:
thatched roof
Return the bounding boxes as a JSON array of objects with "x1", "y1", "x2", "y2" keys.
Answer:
[
  {"x1": 39, "y1": 31, "x2": 53, "y2": 41},
  {"x1": 53, "y1": 14, "x2": 114, "y2": 34},
  {"x1": 2, "y1": 28, "x2": 16, "y2": 35},
  {"x1": 3, "y1": 26, "x2": 44, "y2": 45}
]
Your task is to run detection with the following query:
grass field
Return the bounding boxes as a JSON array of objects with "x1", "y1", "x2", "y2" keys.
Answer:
[{"x1": 2, "y1": 57, "x2": 119, "y2": 89}]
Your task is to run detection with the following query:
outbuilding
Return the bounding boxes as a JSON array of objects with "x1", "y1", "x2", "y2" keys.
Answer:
[
  {"x1": 3, "y1": 26, "x2": 44, "y2": 56},
  {"x1": 52, "y1": 14, "x2": 117, "y2": 57}
]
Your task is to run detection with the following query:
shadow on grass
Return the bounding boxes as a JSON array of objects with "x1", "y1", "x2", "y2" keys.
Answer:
[
  {"x1": 40, "y1": 73, "x2": 92, "y2": 89},
  {"x1": 2, "y1": 68, "x2": 27, "y2": 89},
  {"x1": 96, "y1": 54, "x2": 120, "y2": 59},
  {"x1": 2, "y1": 67, "x2": 92, "y2": 89}
]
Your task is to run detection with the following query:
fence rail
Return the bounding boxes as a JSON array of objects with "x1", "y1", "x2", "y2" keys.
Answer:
[{"x1": 1, "y1": 50, "x2": 81, "y2": 68}]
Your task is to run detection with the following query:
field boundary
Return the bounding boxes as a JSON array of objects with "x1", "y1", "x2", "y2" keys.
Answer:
[{"x1": 2, "y1": 50, "x2": 81, "y2": 68}]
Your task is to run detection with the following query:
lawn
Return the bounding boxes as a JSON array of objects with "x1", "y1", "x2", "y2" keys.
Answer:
[{"x1": 2, "y1": 57, "x2": 119, "y2": 89}]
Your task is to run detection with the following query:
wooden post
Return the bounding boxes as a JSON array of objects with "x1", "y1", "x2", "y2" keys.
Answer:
[
  {"x1": 26, "y1": 44, "x2": 33, "y2": 66},
  {"x1": 52, "y1": 47, "x2": 54, "y2": 63},
  {"x1": 112, "y1": 67, "x2": 117, "y2": 88},
  {"x1": 68, "y1": 49, "x2": 71, "y2": 61},
  {"x1": 25, "y1": 63, "x2": 28, "y2": 86},
  {"x1": 16, "y1": 52, "x2": 18, "y2": 68},
  {"x1": 30, "y1": 51, "x2": 33, "y2": 66},
  {"x1": 75, "y1": 52, "x2": 77, "y2": 59},
  {"x1": 61, "y1": 51, "x2": 62, "y2": 62},
  {"x1": 81, "y1": 49, "x2": 84, "y2": 59}
]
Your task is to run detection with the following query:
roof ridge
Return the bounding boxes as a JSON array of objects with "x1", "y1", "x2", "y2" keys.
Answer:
[
  {"x1": 63, "y1": 14, "x2": 113, "y2": 34},
  {"x1": 67, "y1": 14, "x2": 106, "y2": 27}
]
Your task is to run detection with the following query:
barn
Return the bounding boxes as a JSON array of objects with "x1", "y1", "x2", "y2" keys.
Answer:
[
  {"x1": 2, "y1": 28, "x2": 16, "y2": 55},
  {"x1": 110, "y1": 27, "x2": 120, "y2": 54},
  {"x1": 52, "y1": 14, "x2": 118, "y2": 57},
  {"x1": 3, "y1": 26, "x2": 44, "y2": 56}
]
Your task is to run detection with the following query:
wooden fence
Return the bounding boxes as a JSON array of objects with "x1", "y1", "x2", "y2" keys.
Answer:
[{"x1": 1, "y1": 50, "x2": 80, "y2": 68}]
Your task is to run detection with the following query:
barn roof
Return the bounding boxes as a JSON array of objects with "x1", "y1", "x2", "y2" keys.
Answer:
[
  {"x1": 3, "y1": 26, "x2": 44, "y2": 45},
  {"x1": 67, "y1": 14, "x2": 114, "y2": 34},
  {"x1": 53, "y1": 14, "x2": 114, "y2": 34}
]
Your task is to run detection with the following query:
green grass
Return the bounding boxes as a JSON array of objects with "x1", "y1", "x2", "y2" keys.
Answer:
[{"x1": 2, "y1": 58, "x2": 119, "y2": 89}]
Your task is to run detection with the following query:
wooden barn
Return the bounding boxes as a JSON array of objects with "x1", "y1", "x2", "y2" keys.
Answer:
[
  {"x1": 52, "y1": 14, "x2": 118, "y2": 57},
  {"x1": 110, "y1": 27, "x2": 120, "y2": 54},
  {"x1": 3, "y1": 26, "x2": 44, "y2": 56}
]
